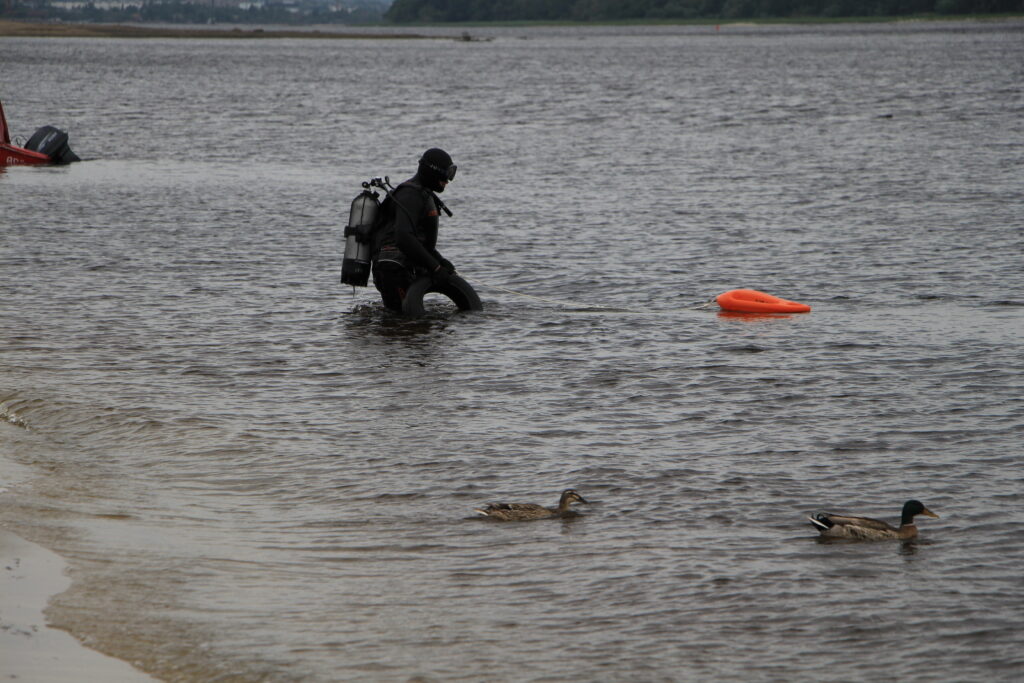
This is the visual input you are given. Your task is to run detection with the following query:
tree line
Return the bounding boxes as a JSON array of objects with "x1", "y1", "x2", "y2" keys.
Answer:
[
  {"x1": 385, "y1": 0, "x2": 1023, "y2": 22},
  {"x1": 1, "y1": 1, "x2": 386, "y2": 25}
]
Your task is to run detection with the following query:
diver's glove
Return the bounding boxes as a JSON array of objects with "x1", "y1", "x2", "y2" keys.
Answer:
[
  {"x1": 431, "y1": 264, "x2": 452, "y2": 285},
  {"x1": 437, "y1": 258, "x2": 456, "y2": 274}
]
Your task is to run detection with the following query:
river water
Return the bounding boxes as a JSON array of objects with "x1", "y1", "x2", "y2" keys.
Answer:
[{"x1": 2, "y1": 19, "x2": 1023, "y2": 682}]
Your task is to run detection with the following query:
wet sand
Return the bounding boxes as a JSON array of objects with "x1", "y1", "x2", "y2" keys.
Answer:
[
  {"x1": 0, "y1": 528, "x2": 157, "y2": 682},
  {"x1": 0, "y1": 19, "x2": 425, "y2": 39}
]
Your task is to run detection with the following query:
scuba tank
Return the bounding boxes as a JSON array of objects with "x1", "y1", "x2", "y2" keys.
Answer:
[{"x1": 340, "y1": 187, "x2": 380, "y2": 287}]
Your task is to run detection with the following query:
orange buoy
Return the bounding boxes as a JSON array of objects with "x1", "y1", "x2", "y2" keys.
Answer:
[{"x1": 715, "y1": 288, "x2": 811, "y2": 314}]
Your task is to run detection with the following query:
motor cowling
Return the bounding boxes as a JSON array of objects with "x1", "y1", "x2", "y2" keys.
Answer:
[
  {"x1": 341, "y1": 189, "x2": 380, "y2": 287},
  {"x1": 25, "y1": 125, "x2": 80, "y2": 164}
]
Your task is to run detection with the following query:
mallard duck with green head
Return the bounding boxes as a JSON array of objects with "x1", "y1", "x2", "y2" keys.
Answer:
[
  {"x1": 474, "y1": 488, "x2": 589, "y2": 521},
  {"x1": 808, "y1": 499, "x2": 939, "y2": 540}
]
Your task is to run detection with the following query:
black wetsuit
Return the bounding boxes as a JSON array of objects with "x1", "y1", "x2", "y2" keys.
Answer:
[{"x1": 372, "y1": 174, "x2": 450, "y2": 311}]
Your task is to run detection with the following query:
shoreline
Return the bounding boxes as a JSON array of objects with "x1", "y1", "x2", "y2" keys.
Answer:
[
  {"x1": 0, "y1": 445, "x2": 155, "y2": 682},
  {"x1": 0, "y1": 19, "x2": 431, "y2": 39},
  {"x1": 0, "y1": 527, "x2": 157, "y2": 682},
  {"x1": 1, "y1": 15, "x2": 1021, "y2": 39}
]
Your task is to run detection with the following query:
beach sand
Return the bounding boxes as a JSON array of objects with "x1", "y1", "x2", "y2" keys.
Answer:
[{"x1": 0, "y1": 528, "x2": 156, "y2": 682}]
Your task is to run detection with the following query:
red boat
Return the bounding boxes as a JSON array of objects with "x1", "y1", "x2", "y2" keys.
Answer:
[{"x1": 1, "y1": 99, "x2": 80, "y2": 166}]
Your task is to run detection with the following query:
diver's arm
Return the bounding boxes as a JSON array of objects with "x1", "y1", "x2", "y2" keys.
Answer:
[
  {"x1": 392, "y1": 187, "x2": 441, "y2": 271},
  {"x1": 429, "y1": 248, "x2": 454, "y2": 273}
]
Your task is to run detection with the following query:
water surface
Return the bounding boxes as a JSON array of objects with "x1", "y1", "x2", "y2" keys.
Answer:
[{"x1": 2, "y1": 20, "x2": 1023, "y2": 682}]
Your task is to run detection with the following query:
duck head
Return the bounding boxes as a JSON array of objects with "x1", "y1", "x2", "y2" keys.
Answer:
[
  {"x1": 560, "y1": 489, "x2": 589, "y2": 506},
  {"x1": 901, "y1": 500, "x2": 939, "y2": 526}
]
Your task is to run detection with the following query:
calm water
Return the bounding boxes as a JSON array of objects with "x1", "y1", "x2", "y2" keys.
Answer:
[{"x1": 2, "y1": 20, "x2": 1023, "y2": 682}]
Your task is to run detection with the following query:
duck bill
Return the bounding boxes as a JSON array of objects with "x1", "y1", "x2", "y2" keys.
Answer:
[
  {"x1": 576, "y1": 495, "x2": 589, "y2": 504},
  {"x1": 922, "y1": 507, "x2": 939, "y2": 518}
]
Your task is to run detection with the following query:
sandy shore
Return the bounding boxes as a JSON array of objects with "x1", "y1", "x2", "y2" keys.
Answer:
[
  {"x1": 0, "y1": 18, "x2": 427, "y2": 39},
  {"x1": 0, "y1": 528, "x2": 156, "y2": 682}
]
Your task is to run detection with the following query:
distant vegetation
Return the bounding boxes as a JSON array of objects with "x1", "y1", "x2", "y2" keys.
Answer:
[
  {"x1": 2, "y1": 0, "x2": 1019, "y2": 25},
  {"x1": 385, "y1": 0, "x2": 1023, "y2": 22},
  {"x1": 0, "y1": 0, "x2": 388, "y2": 26}
]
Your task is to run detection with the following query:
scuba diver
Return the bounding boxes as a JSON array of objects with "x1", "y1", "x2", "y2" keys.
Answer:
[{"x1": 372, "y1": 148, "x2": 459, "y2": 312}]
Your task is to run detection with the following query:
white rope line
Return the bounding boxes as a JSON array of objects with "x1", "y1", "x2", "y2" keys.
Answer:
[
  {"x1": 465, "y1": 278, "x2": 609, "y2": 309},
  {"x1": 465, "y1": 277, "x2": 715, "y2": 314}
]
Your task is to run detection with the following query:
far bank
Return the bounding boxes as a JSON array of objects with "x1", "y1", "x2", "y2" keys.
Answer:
[{"x1": 1, "y1": 14, "x2": 1022, "y2": 39}]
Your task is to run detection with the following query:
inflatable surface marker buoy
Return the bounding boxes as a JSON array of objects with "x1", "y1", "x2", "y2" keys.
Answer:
[
  {"x1": 716, "y1": 289, "x2": 811, "y2": 314},
  {"x1": 402, "y1": 274, "x2": 483, "y2": 317}
]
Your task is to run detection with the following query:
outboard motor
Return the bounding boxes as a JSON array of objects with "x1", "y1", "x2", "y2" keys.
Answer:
[
  {"x1": 341, "y1": 187, "x2": 380, "y2": 287},
  {"x1": 25, "y1": 125, "x2": 80, "y2": 164}
]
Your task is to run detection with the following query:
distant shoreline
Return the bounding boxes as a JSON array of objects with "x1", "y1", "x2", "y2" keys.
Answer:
[
  {"x1": 0, "y1": 19, "x2": 430, "y2": 39},
  {"x1": 2, "y1": 15, "x2": 1021, "y2": 39}
]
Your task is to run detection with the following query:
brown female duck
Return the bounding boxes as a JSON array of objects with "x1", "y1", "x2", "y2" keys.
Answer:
[
  {"x1": 808, "y1": 499, "x2": 939, "y2": 540},
  {"x1": 474, "y1": 488, "x2": 589, "y2": 521}
]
